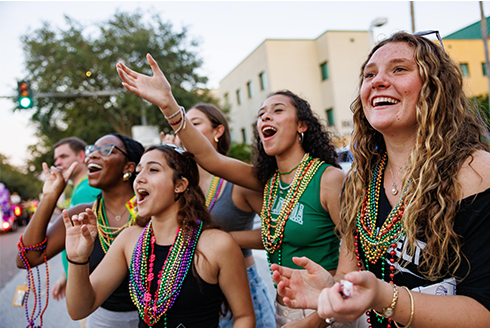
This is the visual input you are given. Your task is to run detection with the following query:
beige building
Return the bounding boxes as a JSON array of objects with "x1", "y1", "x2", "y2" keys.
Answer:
[{"x1": 219, "y1": 30, "x2": 371, "y2": 145}]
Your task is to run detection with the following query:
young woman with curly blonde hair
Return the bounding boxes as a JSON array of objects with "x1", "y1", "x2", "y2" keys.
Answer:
[{"x1": 271, "y1": 31, "x2": 490, "y2": 328}]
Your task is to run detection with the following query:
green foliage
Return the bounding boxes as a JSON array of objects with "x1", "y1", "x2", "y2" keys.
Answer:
[
  {"x1": 0, "y1": 154, "x2": 43, "y2": 200},
  {"x1": 473, "y1": 94, "x2": 490, "y2": 129},
  {"x1": 16, "y1": 10, "x2": 219, "y2": 173},
  {"x1": 227, "y1": 142, "x2": 252, "y2": 163}
]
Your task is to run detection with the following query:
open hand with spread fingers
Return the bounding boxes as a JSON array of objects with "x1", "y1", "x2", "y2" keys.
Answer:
[
  {"x1": 116, "y1": 53, "x2": 179, "y2": 111},
  {"x1": 62, "y1": 208, "x2": 98, "y2": 264},
  {"x1": 271, "y1": 256, "x2": 335, "y2": 310}
]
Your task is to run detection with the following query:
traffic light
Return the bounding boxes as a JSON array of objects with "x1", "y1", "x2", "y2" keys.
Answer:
[{"x1": 17, "y1": 80, "x2": 33, "y2": 108}]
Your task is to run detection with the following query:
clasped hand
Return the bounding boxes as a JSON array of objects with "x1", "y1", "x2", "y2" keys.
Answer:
[
  {"x1": 41, "y1": 162, "x2": 77, "y2": 196},
  {"x1": 272, "y1": 257, "x2": 383, "y2": 323}
]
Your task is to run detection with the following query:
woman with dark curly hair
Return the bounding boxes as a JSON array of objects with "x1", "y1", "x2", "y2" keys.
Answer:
[
  {"x1": 116, "y1": 55, "x2": 345, "y2": 327},
  {"x1": 271, "y1": 31, "x2": 490, "y2": 327}
]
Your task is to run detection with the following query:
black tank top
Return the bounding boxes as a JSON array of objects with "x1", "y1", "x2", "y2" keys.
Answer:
[
  {"x1": 90, "y1": 237, "x2": 136, "y2": 312},
  {"x1": 138, "y1": 243, "x2": 223, "y2": 328}
]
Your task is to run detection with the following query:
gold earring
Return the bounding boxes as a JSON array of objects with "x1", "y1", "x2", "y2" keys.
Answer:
[
  {"x1": 214, "y1": 136, "x2": 219, "y2": 143},
  {"x1": 123, "y1": 172, "x2": 132, "y2": 181}
]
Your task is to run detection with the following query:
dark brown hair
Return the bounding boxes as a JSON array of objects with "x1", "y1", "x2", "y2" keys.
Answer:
[{"x1": 191, "y1": 104, "x2": 231, "y2": 155}]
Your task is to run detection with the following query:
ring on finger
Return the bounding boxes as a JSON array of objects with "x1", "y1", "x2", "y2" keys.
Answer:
[{"x1": 326, "y1": 317, "x2": 336, "y2": 325}]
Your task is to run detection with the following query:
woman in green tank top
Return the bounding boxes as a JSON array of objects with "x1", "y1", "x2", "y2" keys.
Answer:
[{"x1": 116, "y1": 54, "x2": 346, "y2": 327}]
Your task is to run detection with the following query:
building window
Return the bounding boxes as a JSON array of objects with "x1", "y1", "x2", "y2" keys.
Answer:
[
  {"x1": 460, "y1": 63, "x2": 469, "y2": 77},
  {"x1": 224, "y1": 93, "x2": 230, "y2": 107},
  {"x1": 236, "y1": 89, "x2": 241, "y2": 105},
  {"x1": 483, "y1": 63, "x2": 487, "y2": 76},
  {"x1": 241, "y1": 128, "x2": 247, "y2": 143},
  {"x1": 320, "y1": 62, "x2": 329, "y2": 81},
  {"x1": 259, "y1": 72, "x2": 266, "y2": 90},
  {"x1": 326, "y1": 108, "x2": 335, "y2": 126},
  {"x1": 247, "y1": 81, "x2": 253, "y2": 98}
]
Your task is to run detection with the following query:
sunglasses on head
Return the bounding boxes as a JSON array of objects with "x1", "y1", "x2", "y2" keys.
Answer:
[
  {"x1": 85, "y1": 144, "x2": 129, "y2": 158},
  {"x1": 162, "y1": 143, "x2": 188, "y2": 156},
  {"x1": 413, "y1": 30, "x2": 445, "y2": 52}
]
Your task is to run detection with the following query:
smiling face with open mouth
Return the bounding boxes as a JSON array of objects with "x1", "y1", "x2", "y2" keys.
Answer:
[
  {"x1": 134, "y1": 150, "x2": 180, "y2": 219},
  {"x1": 85, "y1": 135, "x2": 128, "y2": 189},
  {"x1": 360, "y1": 42, "x2": 422, "y2": 137},
  {"x1": 257, "y1": 94, "x2": 305, "y2": 157}
]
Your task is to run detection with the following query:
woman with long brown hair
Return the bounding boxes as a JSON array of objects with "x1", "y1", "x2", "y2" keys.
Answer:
[
  {"x1": 64, "y1": 144, "x2": 255, "y2": 328},
  {"x1": 271, "y1": 31, "x2": 490, "y2": 327}
]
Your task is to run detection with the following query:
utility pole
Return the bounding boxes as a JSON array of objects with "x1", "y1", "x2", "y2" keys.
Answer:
[
  {"x1": 480, "y1": 1, "x2": 490, "y2": 109},
  {"x1": 410, "y1": 1, "x2": 416, "y2": 33}
]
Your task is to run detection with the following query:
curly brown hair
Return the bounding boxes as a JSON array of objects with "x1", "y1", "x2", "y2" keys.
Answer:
[{"x1": 341, "y1": 32, "x2": 490, "y2": 280}]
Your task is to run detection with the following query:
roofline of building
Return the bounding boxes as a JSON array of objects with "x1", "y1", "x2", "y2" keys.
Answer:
[{"x1": 219, "y1": 30, "x2": 368, "y2": 84}]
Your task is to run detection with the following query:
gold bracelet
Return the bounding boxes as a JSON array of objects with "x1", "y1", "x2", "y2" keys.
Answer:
[
  {"x1": 394, "y1": 286, "x2": 414, "y2": 328},
  {"x1": 372, "y1": 283, "x2": 399, "y2": 318}
]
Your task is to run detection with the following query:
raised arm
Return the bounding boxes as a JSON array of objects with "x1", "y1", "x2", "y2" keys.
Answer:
[
  {"x1": 16, "y1": 162, "x2": 77, "y2": 268},
  {"x1": 65, "y1": 209, "x2": 129, "y2": 320},
  {"x1": 116, "y1": 54, "x2": 262, "y2": 191}
]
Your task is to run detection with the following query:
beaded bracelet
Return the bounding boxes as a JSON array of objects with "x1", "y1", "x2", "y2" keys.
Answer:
[
  {"x1": 169, "y1": 110, "x2": 184, "y2": 126},
  {"x1": 174, "y1": 109, "x2": 187, "y2": 134},
  {"x1": 164, "y1": 106, "x2": 184, "y2": 120},
  {"x1": 17, "y1": 234, "x2": 49, "y2": 328},
  {"x1": 66, "y1": 256, "x2": 91, "y2": 265},
  {"x1": 394, "y1": 286, "x2": 414, "y2": 328}
]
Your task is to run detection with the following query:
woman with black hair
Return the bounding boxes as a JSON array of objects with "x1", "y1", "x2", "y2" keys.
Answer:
[
  {"x1": 17, "y1": 133, "x2": 145, "y2": 327},
  {"x1": 163, "y1": 103, "x2": 275, "y2": 328},
  {"x1": 64, "y1": 144, "x2": 255, "y2": 328},
  {"x1": 117, "y1": 55, "x2": 345, "y2": 327}
]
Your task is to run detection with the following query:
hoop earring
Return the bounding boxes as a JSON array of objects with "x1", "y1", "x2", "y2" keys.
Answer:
[
  {"x1": 214, "y1": 136, "x2": 219, "y2": 143},
  {"x1": 299, "y1": 132, "x2": 304, "y2": 143},
  {"x1": 123, "y1": 172, "x2": 132, "y2": 181}
]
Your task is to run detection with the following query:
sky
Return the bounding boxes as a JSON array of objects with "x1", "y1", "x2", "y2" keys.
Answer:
[{"x1": 2, "y1": 0, "x2": 490, "y2": 168}]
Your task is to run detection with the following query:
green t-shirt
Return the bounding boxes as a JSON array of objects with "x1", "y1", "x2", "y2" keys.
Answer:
[
  {"x1": 267, "y1": 162, "x2": 340, "y2": 271},
  {"x1": 62, "y1": 175, "x2": 100, "y2": 275}
]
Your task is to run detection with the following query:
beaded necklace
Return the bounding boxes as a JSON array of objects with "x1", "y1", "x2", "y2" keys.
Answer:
[
  {"x1": 129, "y1": 220, "x2": 203, "y2": 327},
  {"x1": 96, "y1": 195, "x2": 135, "y2": 253},
  {"x1": 355, "y1": 153, "x2": 410, "y2": 327},
  {"x1": 205, "y1": 175, "x2": 224, "y2": 211},
  {"x1": 17, "y1": 235, "x2": 49, "y2": 328},
  {"x1": 260, "y1": 153, "x2": 323, "y2": 279}
]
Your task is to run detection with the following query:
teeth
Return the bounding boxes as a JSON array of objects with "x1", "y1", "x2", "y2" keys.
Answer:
[
  {"x1": 262, "y1": 126, "x2": 277, "y2": 133},
  {"x1": 137, "y1": 189, "x2": 147, "y2": 193},
  {"x1": 87, "y1": 163, "x2": 102, "y2": 170},
  {"x1": 372, "y1": 97, "x2": 400, "y2": 106}
]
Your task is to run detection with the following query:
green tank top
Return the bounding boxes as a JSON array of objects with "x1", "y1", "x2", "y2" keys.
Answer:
[{"x1": 267, "y1": 162, "x2": 340, "y2": 271}]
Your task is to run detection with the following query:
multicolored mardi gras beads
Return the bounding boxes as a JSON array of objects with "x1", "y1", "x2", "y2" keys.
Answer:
[
  {"x1": 260, "y1": 154, "x2": 323, "y2": 281},
  {"x1": 355, "y1": 153, "x2": 411, "y2": 327},
  {"x1": 129, "y1": 220, "x2": 203, "y2": 327},
  {"x1": 96, "y1": 195, "x2": 135, "y2": 253},
  {"x1": 205, "y1": 175, "x2": 224, "y2": 211}
]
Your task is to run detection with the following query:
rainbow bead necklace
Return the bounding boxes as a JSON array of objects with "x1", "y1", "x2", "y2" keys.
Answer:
[
  {"x1": 355, "y1": 153, "x2": 410, "y2": 327},
  {"x1": 261, "y1": 154, "x2": 323, "y2": 279},
  {"x1": 129, "y1": 220, "x2": 203, "y2": 327},
  {"x1": 205, "y1": 175, "x2": 224, "y2": 211}
]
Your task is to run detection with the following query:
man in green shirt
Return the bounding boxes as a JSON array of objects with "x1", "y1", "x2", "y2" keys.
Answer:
[{"x1": 51, "y1": 137, "x2": 99, "y2": 303}]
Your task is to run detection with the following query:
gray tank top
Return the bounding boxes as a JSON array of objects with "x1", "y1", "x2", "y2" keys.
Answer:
[{"x1": 210, "y1": 181, "x2": 255, "y2": 257}]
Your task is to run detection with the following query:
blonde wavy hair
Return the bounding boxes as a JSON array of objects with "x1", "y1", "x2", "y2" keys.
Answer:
[{"x1": 341, "y1": 32, "x2": 489, "y2": 280}]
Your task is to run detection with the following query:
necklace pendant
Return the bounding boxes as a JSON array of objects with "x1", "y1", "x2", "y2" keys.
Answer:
[
  {"x1": 391, "y1": 188, "x2": 398, "y2": 196},
  {"x1": 115, "y1": 215, "x2": 121, "y2": 221}
]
